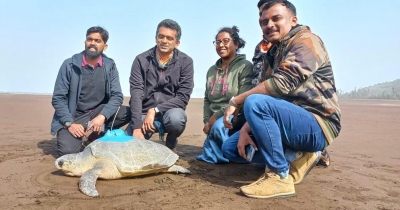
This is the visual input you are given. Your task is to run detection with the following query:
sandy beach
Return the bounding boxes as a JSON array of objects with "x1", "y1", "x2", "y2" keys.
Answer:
[{"x1": 0, "y1": 94, "x2": 399, "y2": 210}]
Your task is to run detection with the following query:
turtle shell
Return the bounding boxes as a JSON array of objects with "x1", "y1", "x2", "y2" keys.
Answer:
[{"x1": 87, "y1": 138, "x2": 178, "y2": 175}]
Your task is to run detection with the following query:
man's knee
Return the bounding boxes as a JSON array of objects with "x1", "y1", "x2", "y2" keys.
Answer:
[
  {"x1": 56, "y1": 130, "x2": 82, "y2": 156},
  {"x1": 163, "y1": 108, "x2": 187, "y2": 131},
  {"x1": 57, "y1": 145, "x2": 81, "y2": 157},
  {"x1": 244, "y1": 94, "x2": 269, "y2": 108},
  {"x1": 243, "y1": 94, "x2": 277, "y2": 116}
]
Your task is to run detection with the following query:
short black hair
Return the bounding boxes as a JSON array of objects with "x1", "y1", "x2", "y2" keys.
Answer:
[
  {"x1": 156, "y1": 19, "x2": 182, "y2": 41},
  {"x1": 257, "y1": 0, "x2": 272, "y2": 9},
  {"x1": 215, "y1": 26, "x2": 246, "y2": 52},
  {"x1": 261, "y1": 0, "x2": 297, "y2": 16},
  {"x1": 86, "y1": 26, "x2": 109, "y2": 43}
]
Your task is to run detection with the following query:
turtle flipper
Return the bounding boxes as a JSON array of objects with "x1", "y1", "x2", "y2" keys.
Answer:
[
  {"x1": 79, "y1": 167, "x2": 102, "y2": 197},
  {"x1": 79, "y1": 160, "x2": 121, "y2": 197},
  {"x1": 166, "y1": 165, "x2": 191, "y2": 174}
]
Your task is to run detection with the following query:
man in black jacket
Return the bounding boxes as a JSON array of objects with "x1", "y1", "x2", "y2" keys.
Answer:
[
  {"x1": 51, "y1": 26, "x2": 130, "y2": 156},
  {"x1": 127, "y1": 19, "x2": 194, "y2": 151}
]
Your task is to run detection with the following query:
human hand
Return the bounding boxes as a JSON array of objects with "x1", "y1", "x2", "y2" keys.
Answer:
[
  {"x1": 142, "y1": 109, "x2": 156, "y2": 133},
  {"x1": 237, "y1": 129, "x2": 258, "y2": 161},
  {"x1": 203, "y1": 123, "x2": 210, "y2": 134},
  {"x1": 67, "y1": 123, "x2": 85, "y2": 138},
  {"x1": 133, "y1": 129, "x2": 145, "y2": 139},
  {"x1": 223, "y1": 105, "x2": 237, "y2": 129},
  {"x1": 87, "y1": 114, "x2": 106, "y2": 134}
]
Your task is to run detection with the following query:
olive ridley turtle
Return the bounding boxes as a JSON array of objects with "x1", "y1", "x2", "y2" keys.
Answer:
[{"x1": 55, "y1": 129, "x2": 190, "y2": 197}]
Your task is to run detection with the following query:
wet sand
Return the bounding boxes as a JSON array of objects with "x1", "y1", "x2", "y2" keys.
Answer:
[{"x1": 0, "y1": 94, "x2": 399, "y2": 210}]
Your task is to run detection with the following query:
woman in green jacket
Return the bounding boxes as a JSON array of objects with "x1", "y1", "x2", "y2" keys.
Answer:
[{"x1": 197, "y1": 26, "x2": 253, "y2": 163}]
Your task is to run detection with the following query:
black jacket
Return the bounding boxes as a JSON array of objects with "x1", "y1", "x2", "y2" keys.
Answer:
[{"x1": 129, "y1": 46, "x2": 194, "y2": 129}]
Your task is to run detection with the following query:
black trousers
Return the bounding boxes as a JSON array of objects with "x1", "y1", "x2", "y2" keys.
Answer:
[
  {"x1": 125, "y1": 108, "x2": 187, "y2": 149},
  {"x1": 56, "y1": 105, "x2": 130, "y2": 157}
]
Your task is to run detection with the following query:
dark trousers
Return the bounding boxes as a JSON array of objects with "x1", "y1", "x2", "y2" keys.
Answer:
[
  {"x1": 126, "y1": 108, "x2": 187, "y2": 149},
  {"x1": 57, "y1": 105, "x2": 130, "y2": 157}
]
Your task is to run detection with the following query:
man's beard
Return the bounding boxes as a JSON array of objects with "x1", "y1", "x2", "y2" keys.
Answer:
[{"x1": 85, "y1": 46, "x2": 102, "y2": 59}]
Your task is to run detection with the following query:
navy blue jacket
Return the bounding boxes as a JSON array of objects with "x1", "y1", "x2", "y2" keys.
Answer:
[
  {"x1": 50, "y1": 52, "x2": 123, "y2": 135},
  {"x1": 129, "y1": 46, "x2": 194, "y2": 129}
]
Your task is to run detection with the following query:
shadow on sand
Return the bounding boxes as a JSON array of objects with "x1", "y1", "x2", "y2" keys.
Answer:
[{"x1": 37, "y1": 137, "x2": 59, "y2": 159}]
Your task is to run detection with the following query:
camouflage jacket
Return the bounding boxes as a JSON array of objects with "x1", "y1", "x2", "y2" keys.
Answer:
[
  {"x1": 252, "y1": 39, "x2": 271, "y2": 87},
  {"x1": 262, "y1": 25, "x2": 341, "y2": 145},
  {"x1": 252, "y1": 40, "x2": 265, "y2": 87}
]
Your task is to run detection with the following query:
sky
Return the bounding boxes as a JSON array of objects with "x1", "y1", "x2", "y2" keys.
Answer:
[{"x1": 1, "y1": 0, "x2": 399, "y2": 98}]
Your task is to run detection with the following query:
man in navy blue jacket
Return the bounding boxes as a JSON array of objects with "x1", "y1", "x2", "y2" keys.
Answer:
[
  {"x1": 127, "y1": 19, "x2": 194, "y2": 151},
  {"x1": 51, "y1": 26, "x2": 130, "y2": 157}
]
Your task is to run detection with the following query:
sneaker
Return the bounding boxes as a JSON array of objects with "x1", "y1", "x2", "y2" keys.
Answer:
[
  {"x1": 316, "y1": 149, "x2": 330, "y2": 167},
  {"x1": 245, "y1": 167, "x2": 270, "y2": 187},
  {"x1": 240, "y1": 172, "x2": 295, "y2": 199},
  {"x1": 290, "y1": 151, "x2": 321, "y2": 185}
]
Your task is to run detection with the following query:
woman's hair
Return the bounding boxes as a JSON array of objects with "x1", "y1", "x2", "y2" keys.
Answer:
[{"x1": 215, "y1": 26, "x2": 246, "y2": 51}]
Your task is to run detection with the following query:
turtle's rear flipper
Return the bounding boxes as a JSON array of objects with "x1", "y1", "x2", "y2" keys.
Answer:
[{"x1": 166, "y1": 165, "x2": 191, "y2": 174}]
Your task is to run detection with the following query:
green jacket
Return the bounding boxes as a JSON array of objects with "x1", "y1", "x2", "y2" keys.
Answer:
[
  {"x1": 262, "y1": 25, "x2": 341, "y2": 145},
  {"x1": 203, "y1": 54, "x2": 253, "y2": 124}
]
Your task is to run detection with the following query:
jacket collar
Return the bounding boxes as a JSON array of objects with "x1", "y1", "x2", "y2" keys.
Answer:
[
  {"x1": 148, "y1": 46, "x2": 179, "y2": 65},
  {"x1": 279, "y1": 24, "x2": 310, "y2": 43},
  {"x1": 71, "y1": 51, "x2": 111, "y2": 69},
  {"x1": 266, "y1": 25, "x2": 311, "y2": 60}
]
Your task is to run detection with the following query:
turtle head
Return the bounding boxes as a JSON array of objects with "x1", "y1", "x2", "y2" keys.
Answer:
[{"x1": 55, "y1": 153, "x2": 81, "y2": 176}]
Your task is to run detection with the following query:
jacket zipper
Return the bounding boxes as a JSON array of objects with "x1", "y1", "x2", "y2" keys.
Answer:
[{"x1": 155, "y1": 68, "x2": 162, "y2": 106}]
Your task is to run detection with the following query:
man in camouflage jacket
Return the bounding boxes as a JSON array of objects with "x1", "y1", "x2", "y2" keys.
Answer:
[{"x1": 221, "y1": 0, "x2": 341, "y2": 199}]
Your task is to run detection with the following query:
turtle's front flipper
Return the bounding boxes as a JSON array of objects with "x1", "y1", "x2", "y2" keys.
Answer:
[
  {"x1": 166, "y1": 165, "x2": 191, "y2": 174},
  {"x1": 79, "y1": 167, "x2": 102, "y2": 197},
  {"x1": 79, "y1": 160, "x2": 121, "y2": 197}
]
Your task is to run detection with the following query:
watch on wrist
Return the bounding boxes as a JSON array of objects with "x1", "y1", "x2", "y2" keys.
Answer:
[
  {"x1": 64, "y1": 121, "x2": 72, "y2": 128},
  {"x1": 229, "y1": 96, "x2": 240, "y2": 108},
  {"x1": 154, "y1": 107, "x2": 160, "y2": 113}
]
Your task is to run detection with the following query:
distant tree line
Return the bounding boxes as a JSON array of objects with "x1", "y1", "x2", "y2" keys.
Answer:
[{"x1": 338, "y1": 79, "x2": 400, "y2": 100}]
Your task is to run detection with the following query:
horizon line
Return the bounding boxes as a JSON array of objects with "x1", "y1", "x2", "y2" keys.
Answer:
[{"x1": 0, "y1": 91, "x2": 205, "y2": 98}]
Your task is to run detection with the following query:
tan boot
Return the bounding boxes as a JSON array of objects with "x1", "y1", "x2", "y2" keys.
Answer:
[
  {"x1": 240, "y1": 172, "x2": 295, "y2": 199},
  {"x1": 290, "y1": 151, "x2": 321, "y2": 185}
]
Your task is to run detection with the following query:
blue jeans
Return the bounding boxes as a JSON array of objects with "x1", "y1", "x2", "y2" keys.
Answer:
[
  {"x1": 196, "y1": 116, "x2": 232, "y2": 164},
  {"x1": 222, "y1": 94, "x2": 326, "y2": 174}
]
